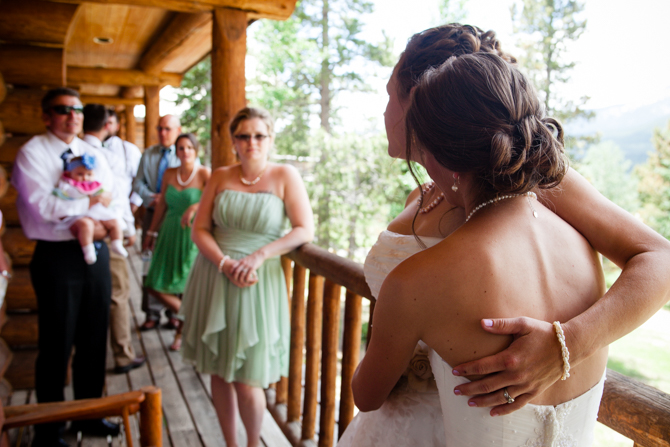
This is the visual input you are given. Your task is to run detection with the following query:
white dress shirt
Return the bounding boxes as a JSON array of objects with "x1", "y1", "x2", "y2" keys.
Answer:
[
  {"x1": 85, "y1": 134, "x2": 141, "y2": 237},
  {"x1": 12, "y1": 131, "x2": 114, "y2": 241}
]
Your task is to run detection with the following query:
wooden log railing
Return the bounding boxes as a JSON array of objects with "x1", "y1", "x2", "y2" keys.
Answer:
[
  {"x1": 1, "y1": 386, "x2": 163, "y2": 447},
  {"x1": 266, "y1": 243, "x2": 670, "y2": 447}
]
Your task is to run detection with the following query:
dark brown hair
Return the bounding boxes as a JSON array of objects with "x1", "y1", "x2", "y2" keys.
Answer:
[
  {"x1": 41, "y1": 87, "x2": 80, "y2": 113},
  {"x1": 406, "y1": 52, "x2": 567, "y2": 198},
  {"x1": 175, "y1": 133, "x2": 200, "y2": 152},
  {"x1": 395, "y1": 24, "x2": 515, "y2": 101},
  {"x1": 229, "y1": 107, "x2": 275, "y2": 139}
]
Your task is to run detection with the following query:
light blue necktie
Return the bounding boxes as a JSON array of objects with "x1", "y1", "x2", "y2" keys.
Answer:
[{"x1": 155, "y1": 148, "x2": 169, "y2": 193}]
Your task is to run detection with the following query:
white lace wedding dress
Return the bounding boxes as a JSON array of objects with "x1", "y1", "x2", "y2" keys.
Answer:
[
  {"x1": 338, "y1": 230, "x2": 445, "y2": 446},
  {"x1": 430, "y1": 338, "x2": 606, "y2": 446}
]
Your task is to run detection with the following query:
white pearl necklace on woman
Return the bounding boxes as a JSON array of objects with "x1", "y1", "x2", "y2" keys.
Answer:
[
  {"x1": 240, "y1": 165, "x2": 267, "y2": 186},
  {"x1": 465, "y1": 191, "x2": 538, "y2": 223},
  {"x1": 416, "y1": 182, "x2": 446, "y2": 214},
  {"x1": 177, "y1": 166, "x2": 198, "y2": 186}
]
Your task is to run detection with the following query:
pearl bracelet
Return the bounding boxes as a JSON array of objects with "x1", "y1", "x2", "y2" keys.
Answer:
[
  {"x1": 218, "y1": 255, "x2": 230, "y2": 273},
  {"x1": 553, "y1": 321, "x2": 571, "y2": 381},
  {"x1": 147, "y1": 231, "x2": 159, "y2": 238}
]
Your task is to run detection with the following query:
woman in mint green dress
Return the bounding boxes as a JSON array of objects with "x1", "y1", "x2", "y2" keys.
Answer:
[
  {"x1": 143, "y1": 133, "x2": 211, "y2": 351},
  {"x1": 180, "y1": 108, "x2": 313, "y2": 447}
]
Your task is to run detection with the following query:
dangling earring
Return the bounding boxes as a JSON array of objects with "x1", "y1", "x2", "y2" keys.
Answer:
[{"x1": 452, "y1": 173, "x2": 459, "y2": 192}]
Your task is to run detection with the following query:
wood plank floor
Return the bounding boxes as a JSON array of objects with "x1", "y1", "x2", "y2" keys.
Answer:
[{"x1": 5, "y1": 245, "x2": 291, "y2": 447}]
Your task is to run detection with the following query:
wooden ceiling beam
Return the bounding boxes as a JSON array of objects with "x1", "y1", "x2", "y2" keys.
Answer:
[
  {"x1": 0, "y1": 0, "x2": 79, "y2": 47},
  {"x1": 48, "y1": 0, "x2": 296, "y2": 20},
  {"x1": 80, "y1": 95, "x2": 144, "y2": 106},
  {"x1": 0, "y1": 45, "x2": 65, "y2": 87},
  {"x1": 67, "y1": 67, "x2": 182, "y2": 87},
  {"x1": 139, "y1": 12, "x2": 212, "y2": 75}
]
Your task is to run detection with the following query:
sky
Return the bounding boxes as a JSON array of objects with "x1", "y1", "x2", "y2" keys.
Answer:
[{"x1": 157, "y1": 0, "x2": 670, "y2": 133}]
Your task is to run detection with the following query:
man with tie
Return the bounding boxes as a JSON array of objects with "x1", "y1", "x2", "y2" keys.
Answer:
[
  {"x1": 82, "y1": 104, "x2": 146, "y2": 375},
  {"x1": 12, "y1": 88, "x2": 120, "y2": 446},
  {"x1": 132, "y1": 114, "x2": 182, "y2": 330}
]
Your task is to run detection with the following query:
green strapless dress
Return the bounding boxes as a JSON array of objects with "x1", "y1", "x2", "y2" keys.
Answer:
[
  {"x1": 180, "y1": 190, "x2": 289, "y2": 388},
  {"x1": 145, "y1": 185, "x2": 202, "y2": 294}
]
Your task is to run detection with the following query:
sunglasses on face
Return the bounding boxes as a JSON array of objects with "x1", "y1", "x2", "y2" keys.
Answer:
[
  {"x1": 50, "y1": 105, "x2": 84, "y2": 115},
  {"x1": 234, "y1": 134, "x2": 269, "y2": 143}
]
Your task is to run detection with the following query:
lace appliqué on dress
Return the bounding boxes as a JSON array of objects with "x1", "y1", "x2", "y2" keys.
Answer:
[{"x1": 523, "y1": 402, "x2": 576, "y2": 447}]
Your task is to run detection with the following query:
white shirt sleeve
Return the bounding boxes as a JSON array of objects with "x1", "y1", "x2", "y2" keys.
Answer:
[{"x1": 12, "y1": 142, "x2": 89, "y2": 223}]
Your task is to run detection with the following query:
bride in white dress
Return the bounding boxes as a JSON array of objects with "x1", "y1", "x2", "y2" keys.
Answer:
[{"x1": 352, "y1": 51, "x2": 608, "y2": 446}]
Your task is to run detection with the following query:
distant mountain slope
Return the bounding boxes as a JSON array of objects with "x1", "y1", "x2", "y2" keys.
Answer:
[{"x1": 566, "y1": 98, "x2": 670, "y2": 166}]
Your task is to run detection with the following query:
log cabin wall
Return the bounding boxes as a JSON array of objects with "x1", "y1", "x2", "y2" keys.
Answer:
[{"x1": 0, "y1": 0, "x2": 297, "y2": 390}]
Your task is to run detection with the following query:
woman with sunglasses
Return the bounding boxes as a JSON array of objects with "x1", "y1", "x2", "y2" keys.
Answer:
[{"x1": 179, "y1": 107, "x2": 314, "y2": 447}]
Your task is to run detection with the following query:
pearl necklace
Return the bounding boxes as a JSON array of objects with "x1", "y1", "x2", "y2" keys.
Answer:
[
  {"x1": 177, "y1": 166, "x2": 198, "y2": 186},
  {"x1": 416, "y1": 182, "x2": 446, "y2": 214},
  {"x1": 465, "y1": 191, "x2": 538, "y2": 223},
  {"x1": 240, "y1": 165, "x2": 267, "y2": 186}
]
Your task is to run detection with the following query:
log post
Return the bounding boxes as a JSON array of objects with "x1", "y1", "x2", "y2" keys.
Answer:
[
  {"x1": 318, "y1": 280, "x2": 342, "y2": 447},
  {"x1": 287, "y1": 264, "x2": 306, "y2": 423},
  {"x1": 276, "y1": 256, "x2": 293, "y2": 406},
  {"x1": 144, "y1": 86, "x2": 159, "y2": 149},
  {"x1": 211, "y1": 8, "x2": 247, "y2": 168},
  {"x1": 139, "y1": 387, "x2": 162, "y2": 447},
  {"x1": 338, "y1": 290, "x2": 362, "y2": 437},
  {"x1": 125, "y1": 106, "x2": 137, "y2": 146},
  {"x1": 117, "y1": 108, "x2": 127, "y2": 141},
  {"x1": 301, "y1": 272, "x2": 324, "y2": 443}
]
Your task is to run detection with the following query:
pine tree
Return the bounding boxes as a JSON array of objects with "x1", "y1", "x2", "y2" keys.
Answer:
[
  {"x1": 511, "y1": 0, "x2": 595, "y2": 155},
  {"x1": 637, "y1": 120, "x2": 670, "y2": 238}
]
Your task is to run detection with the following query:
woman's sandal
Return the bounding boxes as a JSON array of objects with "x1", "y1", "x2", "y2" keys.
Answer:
[{"x1": 169, "y1": 333, "x2": 182, "y2": 351}]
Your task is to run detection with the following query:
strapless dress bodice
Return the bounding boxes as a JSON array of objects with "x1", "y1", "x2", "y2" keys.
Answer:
[{"x1": 430, "y1": 349, "x2": 606, "y2": 447}]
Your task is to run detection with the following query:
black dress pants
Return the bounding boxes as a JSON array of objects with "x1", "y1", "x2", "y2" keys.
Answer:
[{"x1": 29, "y1": 240, "x2": 111, "y2": 441}]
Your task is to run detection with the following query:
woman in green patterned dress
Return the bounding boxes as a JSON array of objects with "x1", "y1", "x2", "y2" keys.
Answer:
[
  {"x1": 143, "y1": 133, "x2": 210, "y2": 351},
  {"x1": 180, "y1": 107, "x2": 314, "y2": 447}
]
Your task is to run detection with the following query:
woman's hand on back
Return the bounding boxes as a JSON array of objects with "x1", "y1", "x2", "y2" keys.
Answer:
[{"x1": 451, "y1": 317, "x2": 562, "y2": 416}]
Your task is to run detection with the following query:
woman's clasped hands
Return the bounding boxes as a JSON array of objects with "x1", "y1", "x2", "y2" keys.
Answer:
[{"x1": 220, "y1": 251, "x2": 265, "y2": 288}]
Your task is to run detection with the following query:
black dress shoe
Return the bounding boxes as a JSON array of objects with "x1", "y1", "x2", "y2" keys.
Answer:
[
  {"x1": 31, "y1": 436, "x2": 70, "y2": 447},
  {"x1": 70, "y1": 419, "x2": 120, "y2": 437},
  {"x1": 114, "y1": 356, "x2": 146, "y2": 374}
]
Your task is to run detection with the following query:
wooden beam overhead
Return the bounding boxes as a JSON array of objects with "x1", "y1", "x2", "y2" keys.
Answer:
[
  {"x1": 139, "y1": 12, "x2": 212, "y2": 75},
  {"x1": 0, "y1": 0, "x2": 79, "y2": 47},
  {"x1": 0, "y1": 45, "x2": 65, "y2": 87},
  {"x1": 80, "y1": 95, "x2": 144, "y2": 106},
  {"x1": 48, "y1": 0, "x2": 296, "y2": 20},
  {"x1": 67, "y1": 67, "x2": 182, "y2": 87}
]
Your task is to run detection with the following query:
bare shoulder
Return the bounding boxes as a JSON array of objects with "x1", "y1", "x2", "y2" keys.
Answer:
[
  {"x1": 271, "y1": 162, "x2": 300, "y2": 179},
  {"x1": 212, "y1": 164, "x2": 239, "y2": 179},
  {"x1": 198, "y1": 165, "x2": 212, "y2": 180}
]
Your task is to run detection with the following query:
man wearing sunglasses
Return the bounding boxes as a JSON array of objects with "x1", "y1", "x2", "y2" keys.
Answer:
[
  {"x1": 132, "y1": 114, "x2": 183, "y2": 331},
  {"x1": 12, "y1": 88, "x2": 120, "y2": 446}
]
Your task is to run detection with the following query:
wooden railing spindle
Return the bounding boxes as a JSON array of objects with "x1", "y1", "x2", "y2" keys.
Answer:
[
  {"x1": 276, "y1": 256, "x2": 294, "y2": 406},
  {"x1": 338, "y1": 290, "x2": 362, "y2": 438},
  {"x1": 287, "y1": 264, "x2": 307, "y2": 423},
  {"x1": 301, "y1": 272, "x2": 324, "y2": 443},
  {"x1": 318, "y1": 280, "x2": 342, "y2": 447}
]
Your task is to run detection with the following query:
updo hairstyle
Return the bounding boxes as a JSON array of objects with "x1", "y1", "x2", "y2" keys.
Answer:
[
  {"x1": 395, "y1": 23, "x2": 516, "y2": 101},
  {"x1": 229, "y1": 107, "x2": 275, "y2": 140},
  {"x1": 406, "y1": 52, "x2": 567, "y2": 197}
]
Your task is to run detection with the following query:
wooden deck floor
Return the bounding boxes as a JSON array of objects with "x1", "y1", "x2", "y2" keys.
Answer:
[{"x1": 4, "y1": 247, "x2": 291, "y2": 447}]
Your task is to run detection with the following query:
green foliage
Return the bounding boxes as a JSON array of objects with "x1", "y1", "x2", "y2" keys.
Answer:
[
  {"x1": 173, "y1": 57, "x2": 211, "y2": 151},
  {"x1": 305, "y1": 131, "x2": 412, "y2": 260},
  {"x1": 510, "y1": 0, "x2": 595, "y2": 155},
  {"x1": 577, "y1": 141, "x2": 639, "y2": 213},
  {"x1": 636, "y1": 120, "x2": 670, "y2": 238}
]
